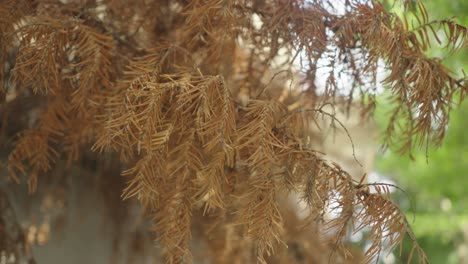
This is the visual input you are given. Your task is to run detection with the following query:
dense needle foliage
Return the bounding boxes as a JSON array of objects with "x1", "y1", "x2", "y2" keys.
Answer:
[{"x1": 0, "y1": 0, "x2": 466, "y2": 263}]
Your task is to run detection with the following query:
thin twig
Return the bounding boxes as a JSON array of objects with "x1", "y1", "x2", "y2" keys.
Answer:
[{"x1": 284, "y1": 108, "x2": 364, "y2": 168}]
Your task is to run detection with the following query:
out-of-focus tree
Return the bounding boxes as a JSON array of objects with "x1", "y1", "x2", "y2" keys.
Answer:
[
  {"x1": 377, "y1": 98, "x2": 468, "y2": 263},
  {"x1": 376, "y1": 1, "x2": 467, "y2": 263}
]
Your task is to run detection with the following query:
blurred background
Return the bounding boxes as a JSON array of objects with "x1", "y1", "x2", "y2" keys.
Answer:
[{"x1": 373, "y1": 1, "x2": 468, "y2": 263}]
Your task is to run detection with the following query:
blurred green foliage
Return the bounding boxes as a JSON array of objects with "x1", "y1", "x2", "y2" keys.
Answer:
[
  {"x1": 375, "y1": 0, "x2": 467, "y2": 263},
  {"x1": 376, "y1": 98, "x2": 468, "y2": 263}
]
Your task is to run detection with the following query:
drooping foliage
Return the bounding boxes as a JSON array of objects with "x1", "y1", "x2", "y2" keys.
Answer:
[{"x1": 0, "y1": 0, "x2": 466, "y2": 263}]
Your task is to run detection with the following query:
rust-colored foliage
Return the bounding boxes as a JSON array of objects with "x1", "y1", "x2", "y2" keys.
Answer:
[{"x1": 0, "y1": 0, "x2": 466, "y2": 263}]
